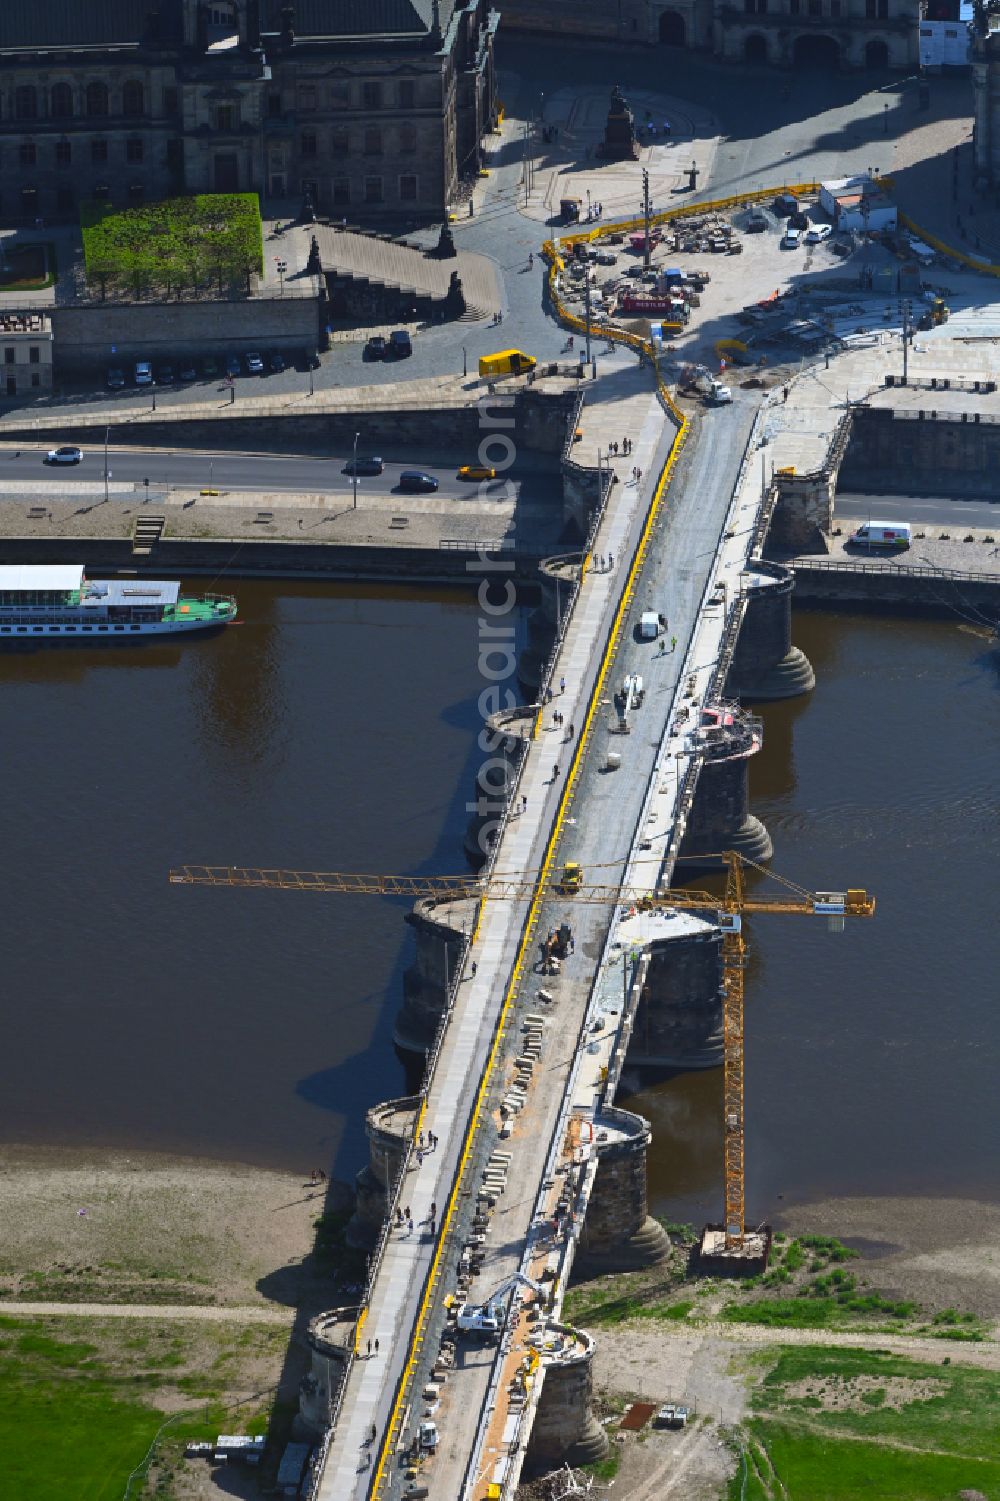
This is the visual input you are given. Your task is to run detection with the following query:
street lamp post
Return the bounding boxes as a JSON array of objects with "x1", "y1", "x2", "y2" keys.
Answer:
[
  {"x1": 883, "y1": 102, "x2": 889, "y2": 135},
  {"x1": 352, "y1": 431, "x2": 359, "y2": 510},
  {"x1": 104, "y1": 424, "x2": 110, "y2": 503},
  {"x1": 462, "y1": 346, "x2": 467, "y2": 378},
  {"x1": 276, "y1": 257, "x2": 287, "y2": 295}
]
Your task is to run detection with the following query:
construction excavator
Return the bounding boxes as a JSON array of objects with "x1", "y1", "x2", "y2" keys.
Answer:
[{"x1": 169, "y1": 852, "x2": 875, "y2": 1249}]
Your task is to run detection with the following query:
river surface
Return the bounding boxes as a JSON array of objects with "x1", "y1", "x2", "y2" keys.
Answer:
[
  {"x1": 2, "y1": 589, "x2": 997, "y2": 1221},
  {"x1": 0, "y1": 580, "x2": 507, "y2": 1177},
  {"x1": 625, "y1": 608, "x2": 1000, "y2": 1224}
]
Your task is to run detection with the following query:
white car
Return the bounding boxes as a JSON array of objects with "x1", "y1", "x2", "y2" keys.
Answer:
[
  {"x1": 781, "y1": 228, "x2": 801, "y2": 250},
  {"x1": 46, "y1": 445, "x2": 83, "y2": 465},
  {"x1": 805, "y1": 224, "x2": 832, "y2": 244}
]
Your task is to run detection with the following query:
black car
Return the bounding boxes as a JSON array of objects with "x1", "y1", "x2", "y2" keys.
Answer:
[
  {"x1": 745, "y1": 212, "x2": 767, "y2": 233},
  {"x1": 389, "y1": 329, "x2": 413, "y2": 358},
  {"x1": 365, "y1": 335, "x2": 387, "y2": 360},
  {"x1": 156, "y1": 364, "x2": 175, "y2": 384},
  {"x1": 344, "y1": 456, "x2": 384, "y2": 477},
  {"x1": 202, "y1": 356, "x2": 220, "y2": 379},
  {"x1": 269, "y1": 351, "x2": 287, "y2": 373},
  {"x1": 178, "y1": 360, "x2": 198, "y2": 381},
  {"x1": 399, "y1": 470, "x2": 439, "y2": 493},
  {"x1": 787, "y1": 210, "x2": 810, "y2": 231}
]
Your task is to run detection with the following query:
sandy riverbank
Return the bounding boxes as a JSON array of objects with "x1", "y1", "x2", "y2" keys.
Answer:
[{"x1": 0, "y1": 1144, "x2": 352, "y2": 1308}]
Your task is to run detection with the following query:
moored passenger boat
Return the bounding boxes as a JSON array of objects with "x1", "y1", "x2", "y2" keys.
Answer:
[{"x1": 0, "y1": 565, "x2": 236, "y2": 642}]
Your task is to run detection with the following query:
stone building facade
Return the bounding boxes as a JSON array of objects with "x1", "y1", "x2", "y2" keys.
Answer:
[
  {"x1": 0, "y1": 313, "x2": 53, "y2": 395},
  {"x1": 0, "y1": 0, "x2": 499, "y2": 225},
  {"x1": 496, "y1": 0, "x2": 918, "y2": 65}
]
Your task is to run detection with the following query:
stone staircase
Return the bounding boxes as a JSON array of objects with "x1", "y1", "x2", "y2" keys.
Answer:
[
  {"x1": 310, "y1": 226, "x2": 500, "y2": 319},
  {"x1": 132, "y1": 513, "x2": 165, "y2": 556}
]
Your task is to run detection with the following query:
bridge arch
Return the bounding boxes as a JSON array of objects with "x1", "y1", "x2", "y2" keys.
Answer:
[
  {"x1": 744, "y1": 32, "x2": 769, "y2": 63},
  {"x1": 792, "y1": 32, "x2": 840, "y2": 68},
  {"x1": 659, "y1": 9, "x2": 686, "y2": 44}
]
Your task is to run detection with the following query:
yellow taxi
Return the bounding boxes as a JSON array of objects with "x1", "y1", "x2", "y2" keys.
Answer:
[{"x1": 458, "y1": 465, "x2": 497, "y2": 481}]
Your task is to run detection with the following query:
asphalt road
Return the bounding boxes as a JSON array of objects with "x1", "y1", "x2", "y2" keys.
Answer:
[
  {"x1": 836, "y1": 489, "x2": 1000, "y2": 527},
  {"x1": 0, "y1": 443, "x2": 555, "y2": 502}
]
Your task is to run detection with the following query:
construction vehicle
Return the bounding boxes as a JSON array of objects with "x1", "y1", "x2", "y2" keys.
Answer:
[
  {"x1": 455, "y1": 1272, "x2": 547, "y2": 1340},
  {"x1": 169, "y1": 853, "x2": 874, "y2": 1252},
  {"x1": 917, "y1": 296, "x2": 949, "y2": 331},
  {"x1": 558, "y1": 861, "x2": 583, "y2": 894}
]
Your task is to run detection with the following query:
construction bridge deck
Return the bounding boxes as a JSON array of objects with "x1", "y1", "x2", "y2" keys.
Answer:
[{"x1": 310, "y1": 368, "x2": 774, "y2": 1501}]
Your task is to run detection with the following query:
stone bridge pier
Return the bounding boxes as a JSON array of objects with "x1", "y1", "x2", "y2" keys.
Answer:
[
  {"x1": 525, "y1": 1326, "x2": 609, "y2": 1472},
  {"x1": 518, "y1": 553, "x2": 583, "y2": 695},
  {"x1": 297, "y1": 1305, "x2": 359, "y2": 1439},
  {"x1": 621, "y1": 908, "x2": 725, "y2": 1069},
  {"x1": 346, "y1": 1095, "x2": 421, "y2": 1249},
  {"x1": 576, "y1": 1107, "x2": 671, "y2": 1274},
  {"x1": 395, "y1": 894, "x2": 478, "y2": 1056},
  {"x1": 678, "y1": 701, "x2": 772, "y2": 869},
  {"x1": 463, "y1": 704, "x2": 535, "y2": 868},
  {"x1": 728, "y1": 560, "x2": 815, "y2": 702}
]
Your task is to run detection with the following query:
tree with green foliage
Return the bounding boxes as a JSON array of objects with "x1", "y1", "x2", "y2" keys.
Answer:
[{"x1": 80, "y1": 194, "x2": 264, "y2": 299}]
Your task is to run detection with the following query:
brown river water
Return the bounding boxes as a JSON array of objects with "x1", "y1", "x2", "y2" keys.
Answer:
[{"x1": 0, "y1": 584, "x2": 997, "y2": 1223}]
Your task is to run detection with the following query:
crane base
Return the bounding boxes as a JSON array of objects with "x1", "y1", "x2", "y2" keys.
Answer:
[{"x1": 698, "y1": 1224, "x2": 772, "y2": 1277}]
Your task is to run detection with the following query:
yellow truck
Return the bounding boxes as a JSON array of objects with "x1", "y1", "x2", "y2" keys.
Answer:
[{"x1": 478, "y1": 349, "x2": 537, "y2": 379}]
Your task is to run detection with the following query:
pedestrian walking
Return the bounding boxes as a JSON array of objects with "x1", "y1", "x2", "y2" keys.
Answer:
[
  {"x1": 608, "y1": 551, "x2": 614, "y2": 569},
  {"x1": 521, "y1": 794, "x2": 527, "y2": 812},
  {"x1": 430, "y1": 1201, "x2": 436, "y2": 1218},
  {"x1": 367, "y1": 1338, "x2": 372, "y2": 1357},
  {"x1": 559, "y1": 676, "x2": 565, "y2": 694},
  {"x1": 671, "y1": 634, "x2": 677, "y2": 653},
  {"x1": 418, "y1": 1130, "x2": 425, "y2": 1148},
  {"x1": 552, "y1": 763, "x2": 560, "y2": 780},
  {"x1": 371, "y1": 1423, "x2": 377, "y2": 1443},
  {"x1": 528, "y1": 252, "x2": 534, "y2": 268},
  {"x1": 407, "y1": 1216, "x2": 414, "y2": 1235},
  {"x1": 783, "y1": 386, "x2": 789, "y2": 403},
  {"x1": 471, "y1": 960, "x2": 478, "y2": 976},
  {"x1": 405, "y1": 1205, "x2": 411, "y2": 1220},
  {"x1": 416, "y1": 1149, "x2": 423, "y2": 1167},
  {"x1": 637, "y1": 467, "x2": 643, "y2": 482},
  {"x1": 374, "y1": 1338, "x2": 379, "y2": 1355}
]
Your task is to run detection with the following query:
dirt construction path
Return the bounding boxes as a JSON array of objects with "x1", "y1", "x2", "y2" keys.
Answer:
[{"x1": 0, "y1": 1299, "x2": 294, "y2": 1323}]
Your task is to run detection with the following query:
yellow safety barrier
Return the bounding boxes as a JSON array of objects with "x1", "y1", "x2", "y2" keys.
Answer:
[
  {"x1": 897, "y1": 210, "x2": 1000, "y2": 279},
  {"x1": 353, "y1": 1305, "x2": 369, "y2": 1356}
]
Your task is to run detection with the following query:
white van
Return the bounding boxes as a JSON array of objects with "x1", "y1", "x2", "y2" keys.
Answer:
[
  {"x1": 639, "y1": 611, "x2": 660, "y2": 640},
  {"x1": 849, "y1": 521, "x2": 911, "y2": 551}
]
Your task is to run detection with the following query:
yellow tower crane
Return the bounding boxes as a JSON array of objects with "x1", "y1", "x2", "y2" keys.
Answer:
[{"x1": 169, "y1": 852, "x2": 874, "y2": 1250}]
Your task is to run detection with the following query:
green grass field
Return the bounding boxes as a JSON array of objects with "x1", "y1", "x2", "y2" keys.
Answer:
[
  {"x1": 731, "y1": 1346, "x2": 1000, "y2": 1501},
  {"x1": 0, "y1": 1316, "x2": 273, "y2": 1500}
]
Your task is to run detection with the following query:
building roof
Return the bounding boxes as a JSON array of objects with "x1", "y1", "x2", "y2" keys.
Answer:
[
  {"x1": 260, "y1": 0, "x2": 454, "y2": 39},
  {"x1": 0, "y1": 564, "x2": 83, "y2": 592},
  {"x1": 0, "y1": 0, "x2": 170, "y2": 51}
]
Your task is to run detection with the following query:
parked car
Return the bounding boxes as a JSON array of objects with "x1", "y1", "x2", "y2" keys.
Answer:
[
  {"x1": 155, "y1": 363, "x2": 175, "y2": 384},
  {"x1": 745, "y1": 211, "x2": 768, "y2": 233},
  {"x1": 781, "y1": 228, "x2": 802, "y2": 250},
  {"x1": 245, "y1": 352, "x2": 264, "y2": 375},
  {"x1": 458, "y1": 464, "x2": 496, "y2": 481},
  {"x1": 596, "y1": 250, "x2": 617, "y2": 265},
  {"x1": 624, "y1": 265, "x2": 645, "y2": 278},
  {"x1": 787, "y1": 210, "x2": 810, "y2": 231},
  {"x1": 389, "y1": 329, "x2": 413, "y2": 358},
  {"x1": 107, "y1": 367, "x2": 126, "y2": 390},
  {"x1": 134, "y1": 360, "x2": 153, "y2": 386},
  {"x1": 365, "y1": 335, "x2": 388, "y2": 361},
  {"x1": 805, "y1": 223, "x2": 832, "y2": 244},
  {"x1": 399, "y1": 470, "x2": 439, "y2": 493},
  {"x1": 225, "y1": 353, "x2": 241, "y2": 378},
  {"x1": 344, "y1": 456, "x2": 384, "y2": 477},
  {"x1": 46, "y1": 445, "x2": 83, "y2": 465},
  {"x1": 202, "y1": 355, "x2": 220, "y2": 379},
  {"x1": 178, "y1": 360, "x2": 198, "y2": 381},
  {"x1": 268, "y1": 351, "x2": 287, "y2": 373}
]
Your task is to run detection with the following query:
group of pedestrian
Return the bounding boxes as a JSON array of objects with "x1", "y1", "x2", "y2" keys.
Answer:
[
  {"x1": 418, "y1": 1129, "x2": 439, "y2": 1151},
  {"x1": 594, "y1": 552, "x2": 614, "y2": 572},
  {"x1": 584, "y1": 201, "x2": 605, "y2": 222},
  {"x1": 552, "y1": 708, "x2": 566, "y2": 730},
  {"x1": 490, "y1": 309, "x2": 504, "y2": 326},
  {"x1": 308, "y1": 1168, "x2": 328, "y2": 1186},
  {"x1": 608, "y1": 438, "x2": 632, "y2": 457},
  {"x1": 364, "y1": 1338, "x2": 381, "y2": 1358},
  {"x1": 630, "y1": 465, "x2": 644, "y2": 483}
]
